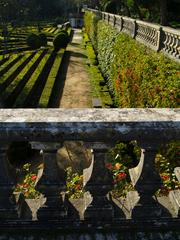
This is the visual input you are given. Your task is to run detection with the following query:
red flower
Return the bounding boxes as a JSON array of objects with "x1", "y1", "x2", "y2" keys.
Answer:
[
  {"x1": 75, "y1": 184, "x2": 81, "y2": 190},
  {"x1": 31, "y1": 175, "x2": 37, "y2": 181},
  {"x1": 117, "y1": 172, "x2": 126, "y2": 179}
]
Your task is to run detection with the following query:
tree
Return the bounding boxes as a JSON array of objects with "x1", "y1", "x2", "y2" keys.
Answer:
[{"x1": 99, "y1": 0, "x2": 179, "y2": 26}]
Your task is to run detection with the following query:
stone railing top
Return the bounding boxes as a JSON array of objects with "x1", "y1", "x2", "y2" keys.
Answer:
[
  {"x1": 135, "y1": 19, "x2": 161, "y2": 30},
  {"x1": 162, "y1": 26, "x2": 180, "y2": 35},
  {"x1": 0, "y1": 109, "x2": 179, "y2": 143},
  {"x1": 0, "y1": 108, "x2": 179, "y2": 122},
  {"x1": 88, "y1": 8, "x2": 180, "y2": 36}
]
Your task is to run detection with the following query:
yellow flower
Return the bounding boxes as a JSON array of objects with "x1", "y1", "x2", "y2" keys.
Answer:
[{"x1": 114, "y1": 163, "x2": 122, "y2": 170}]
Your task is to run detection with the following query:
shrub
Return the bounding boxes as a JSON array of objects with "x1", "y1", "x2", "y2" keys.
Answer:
[
  {"x1": 26, "y1": 33, "x2": 41, "y2": 49},
  {"x1": 84, "y1": 12, "x2": 100, "y2": 48},
  {"x1": 86, "y1": 44, "x2": 97, "y2": 65},
  {"x1": 39, "y1": 33, "x2": 47, "y2": 46},
  {"x1": 53, "y1": 32, "x2": 69, "y2": 51}
]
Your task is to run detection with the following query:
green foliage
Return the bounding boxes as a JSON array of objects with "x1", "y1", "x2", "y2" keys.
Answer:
[
  {"x1": 156, "y1": 141, "x2": 180, "y2": 195},
  {"x1": 84, "y1": 13, "x2": 179, "y2": 107},
  {"x1": 84, "y1": 11, "x2": 99, "y2": 49},
  {"x1": 26, "y1": 33, "x2": 41, "y2": 49},
  {"x1": 66, "y1": 167, "x2": 84, "y2": 199},
  {"x1": 39, "y1": 33, "x2": 47, "y2": 46},
  {"x1": 86, "y1": 44, "x2": 97, "y2": 66},
  {"x1": 53, "y1": 31, "x2": 69, "y2": 51}
]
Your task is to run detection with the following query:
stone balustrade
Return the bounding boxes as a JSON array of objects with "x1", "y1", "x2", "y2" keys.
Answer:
[
  {"x1": 162, "y1": 27, "x2": 180, "y2": 59},
  {"x1": 135, "y1": 20, "x2": 161, "y2": 51},
  {"x1": 0, "y1": 108, "x2": 179, "y2": 233},
  {"x1": 87, "y1": 8, "x2": 180, "y2": 62}
]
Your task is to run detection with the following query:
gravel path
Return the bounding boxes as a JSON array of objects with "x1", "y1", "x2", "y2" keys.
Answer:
[{"x1": 59, "y1": 29, "x2": 91, "y2": 108}]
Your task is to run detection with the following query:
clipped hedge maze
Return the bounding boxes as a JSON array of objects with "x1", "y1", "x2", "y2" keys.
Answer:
[{"x1": 0, "y1": 24, "x2": 71, "y2": 108}]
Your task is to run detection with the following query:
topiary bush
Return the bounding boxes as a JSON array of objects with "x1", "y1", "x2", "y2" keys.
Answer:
[
  {"x1": 39, "y1": 33, "x2": 47, "y2": 46},
  {"x1": 53, "y1": 32, "x2": 69, "y2": 51},
  {"x1": 26, "y1": 33, "x2": 41, "y2": 49}
]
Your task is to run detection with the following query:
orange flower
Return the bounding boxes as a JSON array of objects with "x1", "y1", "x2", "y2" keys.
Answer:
[
  {"x1": 114, "y1": 163, "x2": 122, "y2": 170},
  {"x1": 161, "y1": 175, "x2": 170, "y2": 181}
]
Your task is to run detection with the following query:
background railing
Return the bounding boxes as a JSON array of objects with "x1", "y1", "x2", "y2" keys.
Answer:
[
  {"x1": 0, "y1": 108, "x2": 179, "y2": 234},
  {"x1": 88, "y1": 9, "x2": 180, "y2": 62}
]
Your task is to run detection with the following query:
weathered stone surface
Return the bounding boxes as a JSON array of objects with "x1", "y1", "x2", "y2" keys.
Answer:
[
  {"x1": 0, "y1": 109, "x2": 179, "y2": 143},
  {"x1": 175, "y1": 167, "x2": 180, "y2": 182}
]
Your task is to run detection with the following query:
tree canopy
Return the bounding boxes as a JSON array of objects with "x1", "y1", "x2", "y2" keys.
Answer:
[{"x1": 0, "y1": 0, "x2": 179, "y2": 26}]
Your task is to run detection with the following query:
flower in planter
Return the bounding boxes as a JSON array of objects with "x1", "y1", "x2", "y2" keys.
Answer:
[{"x1": 15, "y1": 163, "x2": 40, "y2": 199}]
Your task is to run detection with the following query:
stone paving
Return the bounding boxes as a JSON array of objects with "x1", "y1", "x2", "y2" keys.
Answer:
[{"x1": 59, "y1": 29, "x2": 91, "y2": 108}]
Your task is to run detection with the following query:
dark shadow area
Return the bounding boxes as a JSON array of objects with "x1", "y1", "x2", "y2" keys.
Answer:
[
  {"x1": 48, "y1": 50, "x2": 71, "y2": 107},
  {"x1": 0, "y1": 57, "x2": 9, "y2": 66},
  {"x1": 70, "y1": 42, "x2": 80, "y2": 47}
]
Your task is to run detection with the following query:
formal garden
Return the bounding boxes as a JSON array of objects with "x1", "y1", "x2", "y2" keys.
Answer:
[{"x1": 0, "y1": 22, "x2": 72, "y2": 108}]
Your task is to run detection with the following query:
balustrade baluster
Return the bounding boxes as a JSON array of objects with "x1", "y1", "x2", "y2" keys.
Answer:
[
  {"x1": 31, "y1": 142, "x2": 67, "y2": 220},
  {"x1": 173, "y1": 36, "x2": 179, "y2": 57},
  {"x1": 0, "y1": 143, "x2": 19, "y2": 219},
  {"x1": 115, "y1": 16, "x2": 123, "y2": 31},
  {"x1": 127, "y1": 142, "x2": 169, "y2": 219},
  {"x1": 169, "y1": 34, "x2": 176, "y2": 55},
  {"x1": 83, "y1": 142, "x2": 114, "y2": 221},
  {"x1": 169, "y1": 167, "x2": 180, "y2": 217}
]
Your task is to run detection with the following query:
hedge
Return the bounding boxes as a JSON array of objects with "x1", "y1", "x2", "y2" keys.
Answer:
[{"x1": 84, "y1": 12, "x2": 179, "y2": 108}]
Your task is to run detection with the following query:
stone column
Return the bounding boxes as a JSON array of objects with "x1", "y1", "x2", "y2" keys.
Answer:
[
  {"x1": 31, "y1": 142, "x2": 67, "y2": 220},
  {"x1": 128, "y1": 142, "x2": 166, "y2": 219},
  {"x1": 83, "y1": 142, "x2": 114, "y2": 221},
  {"x1": 0, "y1": 143, "x2": 19, "y2": 219}
]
